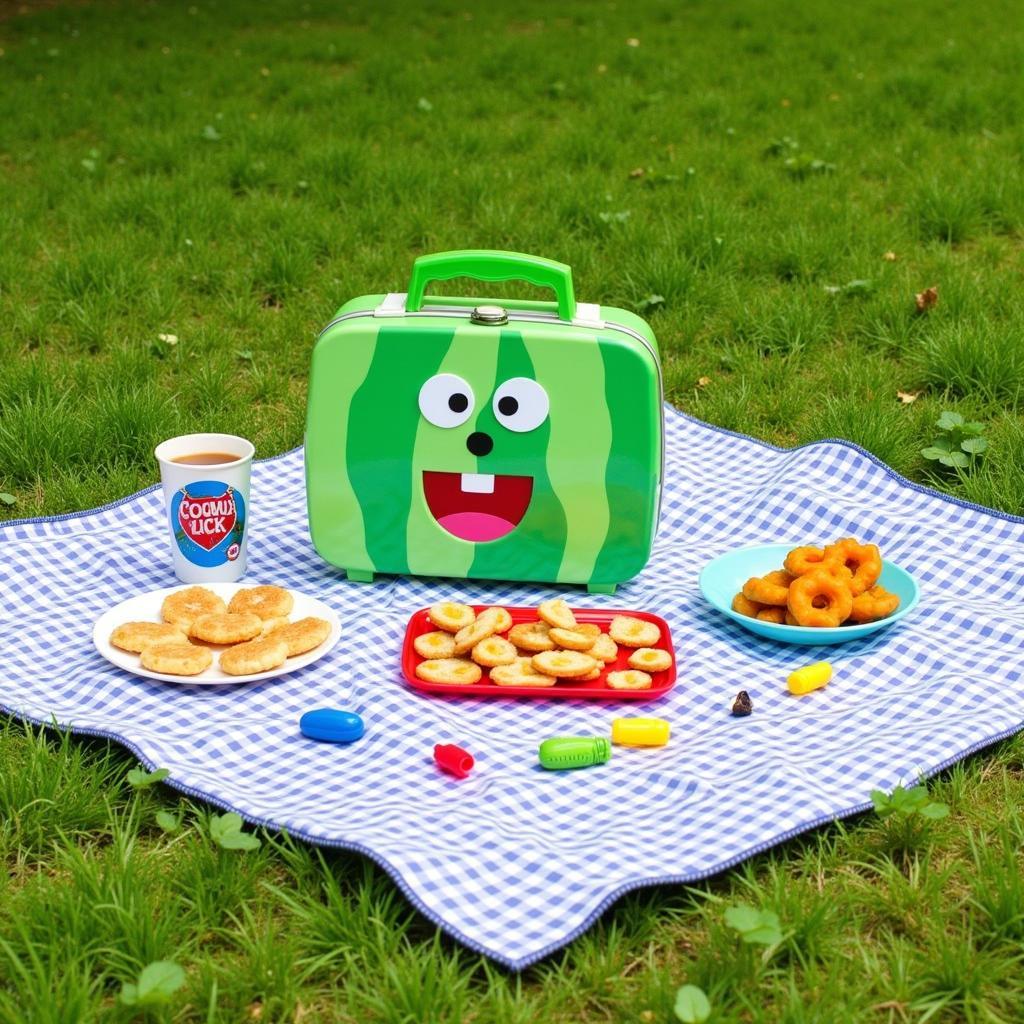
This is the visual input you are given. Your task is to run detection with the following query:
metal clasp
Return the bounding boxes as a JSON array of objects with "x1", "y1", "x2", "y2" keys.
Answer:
[{"x1": 470, "y1": 305, "x2": 509, "y2": 326}]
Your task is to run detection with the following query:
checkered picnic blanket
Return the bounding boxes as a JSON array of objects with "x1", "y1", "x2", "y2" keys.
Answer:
[{"x1": 2, "y1": 405, "x2": 1024, "y2": 969}]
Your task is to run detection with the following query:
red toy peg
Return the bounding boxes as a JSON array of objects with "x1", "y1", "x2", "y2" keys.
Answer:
[{"x1": 434, "y1": 743, "x2": 474, "y2": 778}]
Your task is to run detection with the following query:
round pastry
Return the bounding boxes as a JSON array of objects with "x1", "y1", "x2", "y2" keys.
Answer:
[
  {"x1": 219, "y1": 636, "x2": 289, "y2": 675},
  {"x1": 847, "y1": 585, "x2": 900, "y2": 624},
  {"x1": 608, "y1": 615, "x2": 661, "y2": 648},
  {"x1": 626, "y1": 647, "x2": 672, "y2": 672},
  {"x1": 141, "y1": 641, "x2": 213, "y2": 676},
  {"x1": 413, "y1": 630, "x2": 457, "y2": 659},
  {"x1": 228, "y1": 585, "x2": 294, "y2": 621},
  {"x1": 741, "y1": 570, "x2": 795, "y2": 607},
  {"x1": 731, "y1": 592, "x2": 764, "y2": 618},
  {"x1": 823, "y1": 537, "x2": 882, "y2": 597},
  {"x1": 415, "y1": 658, "x2": 482, "y2": 685},
  {"x1": 606, "y1": 670, "x2": 653, "y2": 690},
  {"x1": 787, "y1": 570, "x2": 853, "y2": 628},
  {"x1": 532, "y1": 650, "x2": 599, "y2": 678},
  {"x1": 110, "y1": 621, "x2": 186, "y2": 654},
  {"x1": 161, "y1": 586, "x2": 226, "y2": 631},
  {"x1": 264, "y1": 616, "x2": 332, "y2": 657},
  {"x1": 427, "y1": 602, "x2": 477, "y2": 633},
  {"x1": 190, "y1": 612, "x2": 262, "y2": 645}
]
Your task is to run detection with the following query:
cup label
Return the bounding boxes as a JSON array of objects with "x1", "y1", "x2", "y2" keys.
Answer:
[{"x1": 170, "y1": 480, "x2": 246, "y2": 567}]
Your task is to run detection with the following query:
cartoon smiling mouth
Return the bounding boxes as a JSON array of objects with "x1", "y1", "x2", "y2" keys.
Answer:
[{"x1": 422, "y1": 471, "x2": 533, "y2": 542}]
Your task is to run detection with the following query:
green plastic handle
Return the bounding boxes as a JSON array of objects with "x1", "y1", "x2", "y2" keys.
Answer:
[{"x1": 406, "y1": 249, "x2": 576, "y2": 321}]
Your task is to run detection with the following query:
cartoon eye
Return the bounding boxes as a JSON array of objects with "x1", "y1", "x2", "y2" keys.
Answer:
[
  {"x1": 492, "y1": 377, "x2": 549, "y2": 433},
  {"x1": 418, "y1": 374, "x2": 475, "y2": 428}
]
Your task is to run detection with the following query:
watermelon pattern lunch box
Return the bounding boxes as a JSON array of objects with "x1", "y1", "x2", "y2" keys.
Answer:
[{"x1": 305, "y1": 250, "x2": 663, "y2": 594}]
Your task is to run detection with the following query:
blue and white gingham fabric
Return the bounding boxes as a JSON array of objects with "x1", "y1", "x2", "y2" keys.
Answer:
[{"x1": 2, "y1": 405, "x2": 1024, "y2": 968}]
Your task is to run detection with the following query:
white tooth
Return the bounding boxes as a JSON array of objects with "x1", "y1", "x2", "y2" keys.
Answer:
[{"x1": 461, "y1": 473, "x2": 495, "y2": 494}]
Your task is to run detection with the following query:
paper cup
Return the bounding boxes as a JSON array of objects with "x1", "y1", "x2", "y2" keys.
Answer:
[{"x1": 154, "y1": 433, "x2": 255, "y2": 583}]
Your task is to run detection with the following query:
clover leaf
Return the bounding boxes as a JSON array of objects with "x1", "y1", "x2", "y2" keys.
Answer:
[
  {"x1": 674, "y1": 984, "x2": 712, "y2": 1023},
  {"x1": 119, "y1": 961, "x2": 185, "y2": 1006},
  {"x1": 155, "y1": 810, "x2": 181, "y2": 833},
  {"x1": 127, "y1": 767, "x2": 169, "y2": 788},
  {"x1": 922, "y1": 412, "x2": 987, "y2": 474},
  {"x1": 724, "y1": 904, "x2": 783, "y2": 945},
  {"x1": 209, "y1": 812, "x2": 261, "y2": 851},
  {"x1": 870, "y1": 784, "x2": 949, "y2": 821}
]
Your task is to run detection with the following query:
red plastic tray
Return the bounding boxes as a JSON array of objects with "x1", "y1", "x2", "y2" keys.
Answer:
[{"x1": 402, "y1": 605, "x2": 677, "y2": 700}]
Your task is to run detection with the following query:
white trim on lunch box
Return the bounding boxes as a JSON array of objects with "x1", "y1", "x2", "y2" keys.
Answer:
[{"x1": 317, "y1": 300, "x2": 665, "y2": 539}]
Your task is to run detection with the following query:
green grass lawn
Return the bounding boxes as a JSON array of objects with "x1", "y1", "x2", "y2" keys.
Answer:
[{"x1": 2, "y1": 0, "x2": 1024, "y2": 1019}]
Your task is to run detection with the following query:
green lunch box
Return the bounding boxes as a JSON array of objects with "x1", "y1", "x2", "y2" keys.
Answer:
[{"x1": 305, "y1": 250, "x2": 663, "y2": 594}]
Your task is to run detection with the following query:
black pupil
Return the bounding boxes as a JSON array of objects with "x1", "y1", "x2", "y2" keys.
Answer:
[
  {"x1": 448, "y1": 393, "x2": 469, "y2": 413},
  {"x1": 498, "y1": 396, "x2": 519, "y2": 416}
]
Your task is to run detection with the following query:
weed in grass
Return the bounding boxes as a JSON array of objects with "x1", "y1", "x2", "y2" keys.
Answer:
[
  {"x1": 928, "y1": 413, "x2": 1022, "y2": 513},
  {"x1": 801, "y1": 395, "x2": 921, "y2": 474},
  {"x1": 913, "y1": 321, "x2": 1024, "y2": 407},
  {"x1": 118, "y1": 960, "x2": 185, "y2": 1009},
  {"x1": 921, "y1": 410, "x2": 988, "y2": 471},
  {"x1": 911, "y1": 179, "x2": 983, "y2": 244},
  {"x1": 967, "y1": 826, "x2": 1024, "y2": 945},
  {"x1": 674, "y1": 983, "x2": 712, "y2": 1022},
  {"x1": 0, "y1": 723, "x2": 123, "y2": 858},
  {"x1": 908, "y1": 924, "x2": 1024, "y2": 1022}
]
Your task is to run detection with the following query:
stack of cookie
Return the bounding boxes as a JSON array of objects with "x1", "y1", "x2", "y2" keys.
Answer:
[
  {"x1": 110, "y1": 585, "x2": 330, "y2": 676},
  {"x1": 414, "y1": 598, "x2": 670, "y2": 690}
]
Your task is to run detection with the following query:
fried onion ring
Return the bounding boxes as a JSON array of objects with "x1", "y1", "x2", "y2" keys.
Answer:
[
  {"x1": 787, "y1": 570, "x2": 853, "y2": 628},
  {"x1": 847, "y1": 585, "x2": 900, "y2": 624},
  {"x1": 731, "y1": 592, "x2": 764, "y2": 618},
  {"x1": 823, "y1": 538, "x2": 882, "y2": 597},
  {"x1": 742, "y1": 569, "x2": 795, "y2": 607},
  {"x1": 783, "y1": 546, "x2": 843, "y2": 577}
]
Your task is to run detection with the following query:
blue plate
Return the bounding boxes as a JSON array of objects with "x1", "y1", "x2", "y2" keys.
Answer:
[{"x1": 699, "y1": 543, "x2": 920, "y2": 646}]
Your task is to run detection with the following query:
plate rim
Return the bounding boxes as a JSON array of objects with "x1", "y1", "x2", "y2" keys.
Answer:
[{"x1": 92, "y1": 582, "x2": 341, "y2": 685}]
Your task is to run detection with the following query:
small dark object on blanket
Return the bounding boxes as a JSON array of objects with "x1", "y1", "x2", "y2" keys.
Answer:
[{"x1": 732, "y1": 691, "x2": 753, "y2": 717}]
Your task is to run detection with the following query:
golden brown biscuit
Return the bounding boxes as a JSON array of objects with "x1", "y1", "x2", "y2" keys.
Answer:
[
  {"x1": 626, "y1": 647, "x2": 672, "y2": 673},
  {"x1": 264, "y1": 616, "x2": 332, "y2": 657},
  {"x1": 589, "y1": 634, "x2": 619, "y2": 663},
  {"x1": 190, "y1": 612, "x2": 263, "y2": 645},
  {"x1": 415, "y1": 658, "x2": 482, "y2": 685},
  {"x1": 532, "y1": 650, "x2": 599, "y2": 678},
  {"x1": 413, "y1": 630, "x2": 457, "y2": 659},
  {"x1": 471, "y1": 636, "x2": 517, "y2": 667},
  {"x1": 110, "y1": 621, "x2": 186, "y2": 654},
  {"x1": 259, "y1": 616, "x2": 291, "y2": 636},
  {"x1": 161, "y1": 586, "x2": 226, "y2": 631},
  {"x1": 219, "y1": 636, "x2": 289, "y2": 676},
  {"x1": 453, "y1": 608, "x2": 503, "y2": 655},
  {"x1": 427, "y1": 602, "x2": 476, "y2": 633},
  {"x1": 480, "y1": 606, "x2": 513, "y2": 633},
  {"x1": 227, "y1": 585, "x2": 294, "y2": 621},
  {"x1": 608, "y1": 615, "x2": 661, "y2": 648},
  {"x1": 141, "y1": 642, "x2": 213, "y2": 676},
  {"x1": 508, "y1": 621, "x2": 555, "y2": 652},
  {"x1": 537, "y1": 598, "x2": 577, "y2": 630},
  {"x1": 549, "y1": 625, "x2": 599, "y2": 651},
  {"x1": 490, "y1": 658, "x2": 557, "y2": 687},
  {"x1": 606, "y1": 669, "x2": 653, "y2": 690}
]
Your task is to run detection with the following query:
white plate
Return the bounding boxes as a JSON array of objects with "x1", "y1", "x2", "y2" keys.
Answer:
[{"x1": 92, "y1": 583, "x2": 342, "y2": 685}]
